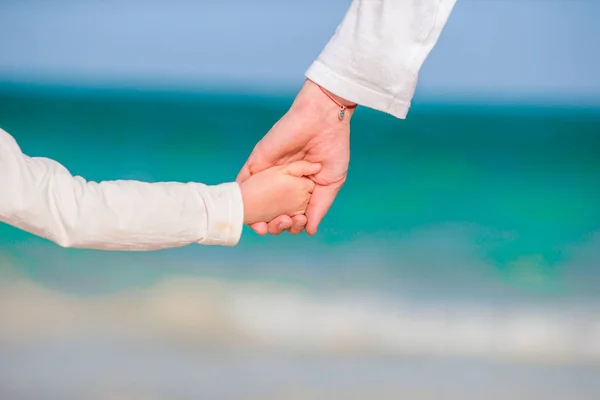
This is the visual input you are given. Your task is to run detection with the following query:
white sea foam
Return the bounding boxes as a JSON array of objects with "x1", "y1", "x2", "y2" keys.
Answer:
[
  {"x1": 1, "y1": 271, "x2": 599, "y2": 365},
  {"x1": 1, "y1": 225, "x2": 599, "y2": 368}
]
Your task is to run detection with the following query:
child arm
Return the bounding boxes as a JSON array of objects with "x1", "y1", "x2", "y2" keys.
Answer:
[{"x1": 0, "y1": 128, "x2": 243, "y2": 250}]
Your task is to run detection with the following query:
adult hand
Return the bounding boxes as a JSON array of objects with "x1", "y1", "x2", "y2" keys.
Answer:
[{"x1": 236, "y1": 79, "x2": 355, "y2": 236}]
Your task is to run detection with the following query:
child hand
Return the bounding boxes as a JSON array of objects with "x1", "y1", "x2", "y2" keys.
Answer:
[{"x1": 240, "y1": 161, "x2": 321, "y2": 225}]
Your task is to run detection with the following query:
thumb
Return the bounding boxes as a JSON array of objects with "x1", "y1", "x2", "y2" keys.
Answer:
[
  {"x1": 305, "y1": 184, "x2": 340, "y2": 236},
  {"x1": 236, "y1": 162, "x2": 252, "y2": 183},
  {"x1": 237, "y1": 151, "x2": 274, "y2": 183},
  {"x1": 285, "y1": 161, "x2": 322, "y2": 178}
]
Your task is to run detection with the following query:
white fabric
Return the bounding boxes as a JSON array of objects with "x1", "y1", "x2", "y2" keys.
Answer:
[
  {"x1": 307, "y1": 0, "x2": 456, "y2": 119},
  {"x1": 0, "y1": 2, "x2": 455, "y2": 249},
  {"x1": 0, "y1": 128, "x2": 244, "y2": 250}
]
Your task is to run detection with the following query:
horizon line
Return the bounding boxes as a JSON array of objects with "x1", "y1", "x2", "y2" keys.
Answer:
[{"x1": 1, "y1": 77, "x2": 599, "y2": 112}]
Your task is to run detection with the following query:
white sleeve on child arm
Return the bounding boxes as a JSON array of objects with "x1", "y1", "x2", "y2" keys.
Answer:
[
  {"x1": 306, "y1": 0, "x2": 456, "y2": 119},
  {"x1": 0, "y1": 128, "x2": 244, "y2": 250}
]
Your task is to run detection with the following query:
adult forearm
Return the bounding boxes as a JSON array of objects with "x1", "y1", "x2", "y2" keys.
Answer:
[
  {"x1": 0, "y1": 129, "x2": 243, "y2": 250},
  {"x1": 306, "y1": 0, "x2": 456, "y2": 119}
]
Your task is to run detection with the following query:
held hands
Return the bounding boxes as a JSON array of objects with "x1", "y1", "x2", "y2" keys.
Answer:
[
  {"x1": 240, "y1": 161, "x2": 321, "y2": 225},
  {"x1": 237, "y1": 79, "x2": 355, "y2": 236}
]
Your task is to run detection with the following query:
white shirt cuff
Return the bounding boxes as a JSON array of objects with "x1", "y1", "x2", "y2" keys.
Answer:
[
  {"x1": 196, "y1": 182, "x2": 244, "y2": 246},
  {"x1": 306, "y1": 60, "x2": 415, "y2": 120}
]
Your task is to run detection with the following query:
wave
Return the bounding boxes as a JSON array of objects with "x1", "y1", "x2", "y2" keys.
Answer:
[{"x1": 1, "y1": 271, "x2": 599, "y2": 365}]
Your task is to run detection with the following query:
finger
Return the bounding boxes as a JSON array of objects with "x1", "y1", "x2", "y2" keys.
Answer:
[
  {"x1": 237, "y1": 150, "x2": 274, "y2": 183},
  {"x1": 305, "y1": 184, "x2": 341, "y2": 236},
  {"x1": 249, "y1": 222, "x2": 268, "y2": 236},
  {"x1": 303, "y1": 178, "x2": 316, "y2": 194},
  {"x1": 268, "y1": 215, "x2": 293, "y2": 235},
  {"x1": 285, "y1": 161, "x2": 322, "y2": 178},
  {"x1": 287, "y1": 214, "x2": 307, "y2": 235}
]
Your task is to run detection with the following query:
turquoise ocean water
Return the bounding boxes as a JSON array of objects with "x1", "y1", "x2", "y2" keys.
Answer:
[{"x1": 1, "y1": 82, "x2": 599, "y2": 398}]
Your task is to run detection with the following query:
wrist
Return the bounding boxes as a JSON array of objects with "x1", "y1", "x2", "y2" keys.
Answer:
[
  {"x1": 292, "y1": 79, "x2": 357, "y2": 122},
  {"x1": 240, "y1": 182, "x2": 253, "y2": 225},
  {"x1": 320, "y1": 85, "x2": 357, "y2": 108}
]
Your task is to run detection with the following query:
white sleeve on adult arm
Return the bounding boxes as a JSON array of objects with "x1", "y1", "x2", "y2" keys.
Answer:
[
  {"x1": 306, "y1": 0, "x2": 456, "y2": 119},
  {"x1": 0, "y1": 128, "x2": 243, "y2": 250}
]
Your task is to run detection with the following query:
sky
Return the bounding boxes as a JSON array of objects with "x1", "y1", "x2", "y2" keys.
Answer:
[{"x1": 0, "y1": 0, "x2": 599, "y2": 102}]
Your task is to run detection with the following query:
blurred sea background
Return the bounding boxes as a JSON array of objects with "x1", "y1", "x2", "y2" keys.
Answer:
[{"x1": 1, "y1": 1, "x2": 599, "y2": 399}]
